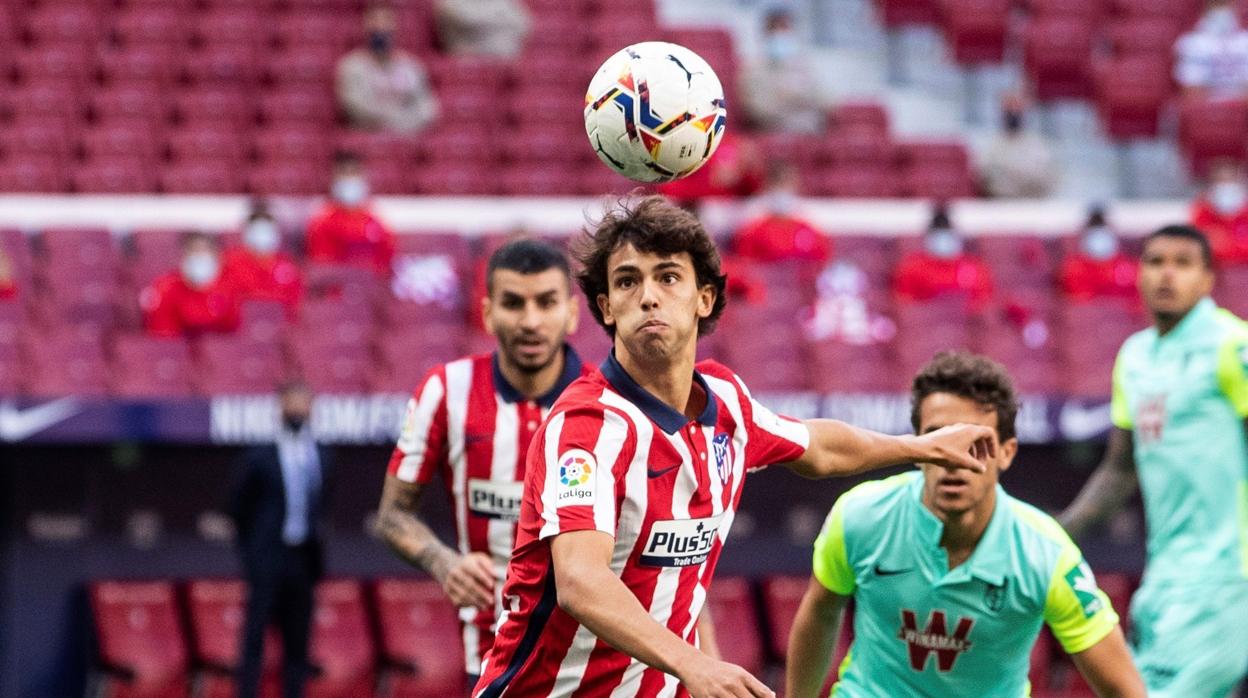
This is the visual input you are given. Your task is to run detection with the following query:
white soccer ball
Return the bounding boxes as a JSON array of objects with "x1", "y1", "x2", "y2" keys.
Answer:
[{"x1": 584, "y1": 41, "x2": 727, "y2": 183}]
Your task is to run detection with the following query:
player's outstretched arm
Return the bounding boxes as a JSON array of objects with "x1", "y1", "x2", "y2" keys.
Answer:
[
  {"x1": 551, "y1": 530, "x2": 774, "y2": 698},
  {"x1": 784, "y1": 420, "x2": 995, "y2": 479},
  {"x1": 784, "y1": 577, "x2": 849, "y2": 698},
  {"x1": 1069, "y1": 627, "x2": 1146, "y2": 698},
  {"x1": 1057, "y1": 428, "x2": 1138, "y2": 539},
  {"x1": 375, "y1": 474, "x2": 494, "y2": 609}
]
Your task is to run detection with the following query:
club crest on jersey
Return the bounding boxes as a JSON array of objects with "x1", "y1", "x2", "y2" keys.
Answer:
[
  {"x1": 898, "y1": 609, "x2": 975, "y2": 672},
  {"x1": 712, "y1": 433, "x2": 731, "y2": 483},
  {"x1": 984, "y1": 579, "x2": 1007, "y2": 613},
  {"x1": 556, "y1": 449, "x2": 596, "y2": 503},
  {"x1": 639, "y1": 514, "x2": 723, "y2": 567}
]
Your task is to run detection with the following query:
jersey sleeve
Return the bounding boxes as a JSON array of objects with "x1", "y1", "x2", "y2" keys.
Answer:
[
  {"x1": 1110, "y1": 348, "x2": 1133, "y2": 430},
  {"x1": 386, "y1": 368, "x2": 449, "y2": 485},
  {"x1": 811, "y1": 494, "x2": 856, "y2": 595},
  {"x1": 536, "y1": 406, "x2": 631, "y2": 541},
  {"x1": 1043, "y1": 544, "x2": 1119, "y2": 655},
  {"x1": 1215, "y1": 322, "x2": 1248, "y2": 418}
]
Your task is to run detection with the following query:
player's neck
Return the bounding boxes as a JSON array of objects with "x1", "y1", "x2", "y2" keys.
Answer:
[
  {"x1": 616, "y1": 343, "x2": 700, "y2": 420},
  {"x1": 497, "y1": 351, "x2": 565, "y2": 400},
  {"x1": 932, "y1": 490, "x2": 997, "y2": 568}
]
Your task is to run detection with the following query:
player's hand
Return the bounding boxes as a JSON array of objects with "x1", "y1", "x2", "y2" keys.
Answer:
[
  {"x1": 915, "y1": 423, "x2": 996, "y2": 473},
  {"x1": 680, "y1": 656, "x2": 774, "y2": 698},
  {"x1": 442, "y1": 552, "x2": 494, "y2": 610}
]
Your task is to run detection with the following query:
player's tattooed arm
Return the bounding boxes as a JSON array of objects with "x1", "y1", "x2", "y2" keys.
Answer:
[
  {"x1": 375, "y1": 475, "x2": 494, "y2": 609},
  {"x1": 784, "y1": 577, "x2": 849, "y2": 698},
  {"x1": 1069, "y1": 626, "x2": 1147, "y2": 698},
  {"x1": 786, "y1": 420, "x2": 995, "y2": 478},
  {"x1": 1058, "y1": 428, "x2": 1138, "y2": 539}
]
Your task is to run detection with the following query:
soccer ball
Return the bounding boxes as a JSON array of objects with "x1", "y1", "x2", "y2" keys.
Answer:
[{"x1": 584, "y1": 41, "x2": 727, "y2": 183}]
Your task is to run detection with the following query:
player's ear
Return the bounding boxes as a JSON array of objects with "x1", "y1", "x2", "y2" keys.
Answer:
[
  {"x1": 481, "y1": 294, "x2": 495, "y2": 336},
  {"x1": 596, "y1": 293, "x2": 614, "y2": 328},
  {"x1": 565, "y1": 288, "x2": 580, "y2": 335},
  {"x1": 696, "y1": 283, "x2": 715, "y2": 319},
  {"x1": 997, "y1": 437, "x2": 1019, "y2": 472}
]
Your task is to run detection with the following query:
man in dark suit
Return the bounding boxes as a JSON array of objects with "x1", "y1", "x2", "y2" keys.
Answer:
[{"x1": 229, "y1": 381, "x2": 330, "y2": 698}]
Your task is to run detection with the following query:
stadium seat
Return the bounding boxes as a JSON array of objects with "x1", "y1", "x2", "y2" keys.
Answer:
[
  {"x1": 181, "y1": 44, "x2": 261, "y2": 86},
  {"x1": 1106, "y1": 16, "x2": 1184, "y2": 56},
  {"x1": 5, "y1": 79, "x2": 85, "y2": 122},
  {"x1": 111, "y1": 6, "x2": 191, "y2": 47},
  {"x1": 307, "y1": 579, "x2": 375, "y2": 698},
  {"x1": 289, "y1": 340, "x2": 371, "y2": 394},
  {"x1": 40, "y1": 227, "x2": 118, "y2": 272},
  {"x1": 875, "y1": 0, "x2": 941, "y2": 27},
  {"x1": 372, "y1": 325, "x2": 466, "y2": 393},
  {"x1": 1095, "y1": 55, "x2": 1173, "y2": 140},
  {"x1": 248, "y1": 161, "x2": 331, "y2": 196},
  {"x1": 942, "y1": 0, "x2": 1010, "y2": 64},
  {"x1": 1109, "y1": 0, "x2": 1200, "y2": 21},
  {"x1": 893, "y1": 298, "x2": 975, "y2": 371},
  {"x1": 371, "y1": 578, "x2": 464, "y2": 697},
  {"x1": 196, "y1": 336, "x2": 286, "y2": 394},
  {"x1": 761, "y1": 575, "x2": 853, "y2": 685},
  {"x1": 1216, "y1": 267, "x2": 1248, "y2": 317},
  {"x1": 192, "y1": 7, "x2": 266, "y2": 48},
  {"x1": 0, "y1": 120, "x2": 73, "y2": 161},
  {"x1": 810, "y1": 340, "x2": 906, "y2": 392},
  {"x1": 977, "y1": 235, "x2": 1055, "y2": 288},
  {"x1": 184, "y1": 578, "x2": 282, "y2": 698},
  {"x1": 1178, "y1": 97, "x2": 1248, "y2": 175},
  {"x1": 110, "y1": 335, "x2": 196, "y2": 398},
  {"x1": 264, "y1": 45, "x2": 340, "y2": 87},
  {"x1": 13, "y1": 43, "x2": 96, "y2": 84},
  {"x1": 172, "y1": 87, "x2": 256, "y2": 127},
  {"x1": 0, "y1": 155, "x2": 69, "y2": 193},
  {"x1": 273, "y1": 12, "x2": 355, "y2": 52},
  {"x1": 80, "y1": 123, "x2": 165, "y2": 163},
  {"x1": 900, "y1": 164, "x2": 977, "y2": 199},
  {"x1": 24, "y1": 4, "x2": 103, "y2": 46},
  {"x1": 22, "y1": 329, "x2": 109, "y2": 397},
  {"x1": 1024, "y1": 17, "x2": 1096, "y2": 100},
  {"x1": 705, "y1": 578, "x2": 765, "y2": 676},
  {"x1": 1096, "y1": 572, "x2": 1135, "y2": 632},
  {"x1": 257, "y1": 88, "x2": 338, "y2": 127},
  {"x1": 811, "y1": 166, "x2": 902, "y2": 198},
  {"x1": 98, "y1": 46, "x2": 182, "y2": 86},
  {"x1": 159, "y1": 161, "x2": 245, "y2": 194},
  {"x1": 824, "y1": 127, "x2": 896, "y2": 167},
  {"x1": 166, "y1": 127, "x2": 249, "y2": 165},
  {"x1": 1026, "y1": 0, "x2": 1104, "y2": 20},
  {"x1": 239, "y1": 299, "x2": 289, "y2": 345},
  {"x1": 88, "y1": 580, "x2": 191, "y2": 697},
  {"x1": 73, "y1": 156, "x2": 160, "y2": 194},
  {"x1": 0, "y1": 342, "x2": 20, "y2": 396}
]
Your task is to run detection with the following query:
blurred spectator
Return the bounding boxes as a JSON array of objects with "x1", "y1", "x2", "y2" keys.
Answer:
[
  {"x1": 141, "y1": 232, "x2": 241, "y2": 338},
  {"x1": 981, "y1": 94, "x2": 1057, "y2": 199},
  {"x1": 657, "y1": 133, "x2": 765, "y2": 206},
  {"x1": 731, "y1": 162, "x2": 831, "y2": 263},
  {"x1": 222, "y1": 203, "x2": 303, "y2": 318},
  {"x1": 1058, "y1": 207, "x2": 1139, "y2": 302},
  {"x1": 893, "y1": 206, "x2": 994, "y2": 310},
  {"x1": 801, "y1": 260, "x2": 896, "y2": 345},
  {"x1": 0, "y1": 248, "x2": 16, "y2": 300},
  {"x1": 306, "y1": 152, "x2": 397, "y2": 277},
  {"x1": 435, "y1": 0, "x2": 531, "y2": 58},
  {"x1": 740, "y1": 8, "x2": 831, "y2": 133},
  {"x1": 1175, "y1": 0, "x2": 1248, "y2": 98},
  {"x1": 336, "y1": 4, "x2": 439, "y2": 133},
  {"x1": 1191, "y1": 158, "x2": 1248, "y2": 264}
]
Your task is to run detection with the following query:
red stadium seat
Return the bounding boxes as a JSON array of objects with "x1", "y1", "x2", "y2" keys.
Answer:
[
  {"x1": 288, "y1": 341, "x2": 371, "y2": 394},
  {"x1": 497, "y1": 166, "x2": 581, "y2": 196},
  {"x1": 192, "y1": 7, "x2": 266, "y2": 47},
  {"x1": 0, "y1": 155, "x2": 69, "y2": 193},
  {"x1": 22, "y1": 329, "x2": 109, "y2": 397},
  {"x1": 811, "y1": 340, "x2": 906, "y2": 392},
  {"x1": 172, "y1": 87, "x2": 256, "y2": 127},
  {"x1": 40, "y1": 227, "x2": 117, "y2": 271},
  {"x1": 1178, "y1": 97, "x2": 1248, "y2": 175},
  {"x1": 273, "y1": 12, "x2": 355, "y2": 51},
  {"x1": 5, "y1": 79, "x2": 85, "y2": 121},
  {"x1": 196, "y1": 336, "x2": 286, "y2": 394},
  {"x1": 307, "y1": 579, "x2": 375, "y2": 698},
  {"x1": 80, "y1": 123, "x2": 164, "y2": 163},
  {"x1": 1024, "y1": 17, "x2": 1096, "y2": 100},
  {"x1": 372, "y1": 325, "x2": 466, "y2": 392},
  {"x1": 257, "y1": 88, "x2": 338, "y2": 126},
  {"x1": 824, "y1": 126, "x2": 896, "y2": 167},
  {"x1": 942, "y1": 0, "x2": 1010, "y2": 64},
  {"x1": 239, "y1": 299, "x2": 289, "y2": 345},
  {"x1": 129, "y1": 229, "x2": 183, "y2": 286},
  {"x1": 181, "y1": 44, "x2": 261, "y2": 85},
  {"x1": 13, "y1": 43, "x2": 95, "y2": 84},
  {"x1": 761, "y1": 575, "x2": 853, "y2": 685},
  {"x1": 110, "y1": 334, "x2": 196, "y2": 398},
  {"x1": 253, "y1": 127, "x2": 333, "y2": 165},
  {"x1": 264, "y1": 45, "x2": 340, "y2": 87},
  {"x1": 977, "y1": 235, "x2": 1055, "y2": 287},
  {"x1": 24, "y1": 5, "x2": 103, "y2": 47},
  {"x1": 1095, "y1": 55, "x2": 1174, "y2": 139},
  {"x1": 0, "y1": 342, "x2": 20, "y2": 396},
  {"x1": 166, "y1": 127, "x2": 249, "y2": 164},
  {"x1": 89, "y1": 83, "x2": 170, "y2": 127},
  {"x1": 88, "y1": 580, "x2": 191, "y2": 697},
  {"x1": 1109, "y1": 0, "x2": 1200, "y2": 21},
  {"x1": 1026, "y1": 0, "x2": 1105, "y2": 19},
  {"x1": 73, "y1": 156, "x2": 160, "y2": 194},
  {"x1": 901, "y1": 164, "x2": 977, "y2": 199},
  {"x1": 111, "y1": 6, "x2": 190, "y2": 47},
  {"x1": 248, "y1": 161, "x2": 331, "y2": 196},
  {"x1": 705, "y1": 578, "x2": 765, "y2": 676},
  {"x1": 410, "y1": 163, "x2": 500, "y2": 196},
  {"x1": 894, "y1": 297, "x2": 975, "y2": 370},
  {"x1": 371, "y1": 578, "x2": 464, "y2": 697},
  {"x1": 184, "y1": 578, "x2": 282, "y2": 698},
  {"x1": 159, "y1": 161, "x2": 245, "y2": 194},
  {"x1": 1029, "y1": 630, "x2": 1055, "y2": 694},
  {"x1": 0, "y1": 121, "x2": 72, "y2": 159},
  {"x1": 875, "y1": 0, "x2": 941, "y2": 27},
  {"x1": 1107, "y1": 16, "x2": 1184, "y2": 56},
  {"x1": 810, "y1": 165, "x2": 902, "y2": 198},
  {"x1": 1095, "y1": 572, "x2": 1135, "y2": 632},
  {"x1": 1216, "y1": 267, "x2": 1248, "y2": 317}
]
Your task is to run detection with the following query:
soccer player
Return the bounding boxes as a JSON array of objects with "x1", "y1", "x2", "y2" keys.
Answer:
[
  {"x1": 376, "y1": 238, "x2": 588, "y2": 684},
  {"x1": 473, "y1": 197, "x2": 997, "y2": 698},
  {"x1": 786, "y1": 351, "x2": 1144, "y2": 698},
  {"x1": 1060, "y1": 224, "x2": 1248, "y2": 697}
]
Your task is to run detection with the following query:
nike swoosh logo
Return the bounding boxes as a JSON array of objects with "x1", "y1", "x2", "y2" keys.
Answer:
[
  {"x1": 873, "y1": 564, "x2": 913, "y2": 577},
  {"x1": 647, "y1": 465, "x2": 679, "y2": 479},
  {"x1": 0, "y1": 398, "x2": 81, "y2": 441}
]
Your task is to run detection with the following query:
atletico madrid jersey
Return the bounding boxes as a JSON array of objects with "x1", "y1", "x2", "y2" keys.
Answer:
[
  {"x1": 474, "y1": 352, "x2": 810, "y2": 698},
  {"x1": 387, "y1": 347, "x2": 586, "y2": 674},
  {"x1": 813, "y1": 472, "x2": 1119, "y2": 698}
]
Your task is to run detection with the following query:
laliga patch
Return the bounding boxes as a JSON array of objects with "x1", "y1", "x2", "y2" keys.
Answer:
[
  {"x1": 712, "y1": 433, "x2": 732, "y2": 484},
  {"x1": 556, "y1": 449, "x2": 596, "y2": 504},
  {"x1": 640, "y1": 514, "x2": 724, "y2": 567},
  {"x1": 399, "y1": 398, "x2": 418, "y2": 442},
  {"x1": 468, "y1": 479, "x2": 523, "y2": 521}
]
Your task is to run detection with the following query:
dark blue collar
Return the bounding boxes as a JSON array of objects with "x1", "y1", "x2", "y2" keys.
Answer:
[
  {"x1": 600, "y1": 350, "x2": 717, "y2": 435},
  {"x1": 492, "y1": 345, "x2": 583, "y2": 408}
]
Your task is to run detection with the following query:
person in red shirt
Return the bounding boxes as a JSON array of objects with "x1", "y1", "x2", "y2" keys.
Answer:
[
  {"x1": 731, "y1": 162, "x2": 832, "y2": 264},
  {"x1": 1058, "y1": 207, "x2": 1138, "y2": 302},
  {"x1": 305, "y1": 151, "x2": 397, "y2": 277},
  {"x1": 656, "y1": 132, "x2": 764, "y2": 207},
  {"x1": 1190, "y1": 158, "x2": 1248, "y2": 266},
  {"x1": 222, "y1": 205, "x2": 303, "y2": 318},
  {"x1": 892, "y1": 206, "x2": 994, "y2": 310},
  {"x1": 141, "y1": 232, "x2": 241, "y2": 337}
]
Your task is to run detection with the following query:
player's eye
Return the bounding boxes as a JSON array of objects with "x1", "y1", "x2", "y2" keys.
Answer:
[
  {"x1": 661, "y1": 273, "x2": 679, "y2": 284},
  {"x1": 615, "y1": 277, "x2": 635, "y2": 289}
]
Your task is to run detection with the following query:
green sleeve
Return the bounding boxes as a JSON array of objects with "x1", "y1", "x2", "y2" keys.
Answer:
[
  {"x1": 1110, "y1": 350, "x2": 1133, "y2": 430},
  {"x1": 1215, "y1": 324, "x2": 1248, "y2": 418},
  {"x1": 1044, "y1": 544, "x2": 1119, "y2": 655},
  {"x1": 812, "y1": 496, "x2": 856, "y2": 595}
]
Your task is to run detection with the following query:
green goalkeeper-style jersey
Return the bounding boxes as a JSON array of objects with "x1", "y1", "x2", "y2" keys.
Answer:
[
  {"x1": 1110, "y1": 297, "x2": 1248, "y2": 584},
  {"x1": 813, "y1": 472, "x2": 1118, "y2": 698}
]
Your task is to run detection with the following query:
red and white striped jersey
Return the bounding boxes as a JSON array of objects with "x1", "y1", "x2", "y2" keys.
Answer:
[
  {"x1": 387, "y1": 348, "x2": 586, "y2": 675},
  {"x1": 474, "y1": 353, "x2": 811, "y2": 698}
]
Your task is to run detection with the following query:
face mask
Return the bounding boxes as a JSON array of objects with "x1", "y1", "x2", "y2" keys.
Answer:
[
  {"x1": 924, "y1": 229, "x2": 963, "y2": 259},
  {"x1": 1202, "y1": 6, "x2": 1239, "y2": 34},
  {"x1": 332, "y1": 177, "x2": 368, "y2": 207},
  {"x1": 765, "y1": 32, "x2": 799, "y2": 62},
  {"x1": 765, "y1": 191, "x2": 798, "y2": 216},
  {"x1": 1081, "y1": 226, "x2": 1119, "y2": 260},
  {"x1": 243, "y1": 219, "x2": 280, "y2": 255},
  {"x1": 283, "y1": 415, "x2": 307, "y2": 432},
  {"x1": 1003, "y1": 111, "x2": 1023, "y2": 133},
  {"x1": 368, "y1": 30, "x2": 393, "y2": 53},
  {"x1": 181, "y1": 252, "x2": 220, "y2": 288},
  {"x1": 1211, "y1": 181, "x2": 1246, "y2": 214}
]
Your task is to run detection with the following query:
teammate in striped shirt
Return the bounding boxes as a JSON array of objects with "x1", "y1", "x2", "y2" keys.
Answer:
[
  {"x1": 474, "y1": 197, "x2": 997, "y2": 698},
  {"x1": 376, "y1": 239, "x2": 589, "y2": 683}
]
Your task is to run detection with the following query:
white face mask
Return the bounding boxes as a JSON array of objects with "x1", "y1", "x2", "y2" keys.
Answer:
[
  {"x1": 181, "y1": 252, "x2": 220, "y2": 288},
  {"x1": 1081, "y1": 226, "x2": 1119, "y2": 260},
  {"x1": 1211, "y1": 181, "x2": 1246, "y2": 214},
  {"x1": 765, "y1": 190, "x2": 798, "y2": 216},
  {"x1": 765, "y1": 31, "x2": 799, "y2": 62},
  {"x1": 243, "y1": 219, "x2": 281, "y2": 255},
  {"x1": 332, "y1": 177, "x2": 369, "y2": 207},
  {"x1": 1202, "y1": 6, "x2": 1240, "y2": 35},
  {"x1": 924, "y1": 229, "x2": 963, "y2": 259}
]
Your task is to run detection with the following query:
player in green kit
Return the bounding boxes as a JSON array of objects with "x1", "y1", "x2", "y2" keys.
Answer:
[
  {"x1": 787, "y1": 352, "x2": 1144, "y2": 698},
  {"x1": 1060, "y1": 225, "x2": 1248, "y2": 697}
]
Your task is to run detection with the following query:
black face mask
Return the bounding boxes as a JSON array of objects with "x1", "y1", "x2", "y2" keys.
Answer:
[
  {"x1": 1003, "y1": 111, "x2": 1023, "y2": 133},
  {"x1": 283, "y1": 415, "x2": 307, "y2": 432},
  {"x1": 368, "y1": 31, "x2": 393, "y2": 53}
]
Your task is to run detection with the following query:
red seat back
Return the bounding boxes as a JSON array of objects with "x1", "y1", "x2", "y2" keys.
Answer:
[
  {"x1": 372, "y1": 577, "x2": 463, "y2": 695},
  {"x1": 705, "y1": 578, "x2": 764, "y2": 675},
  {"x1": 309, "y1": 579, "x2": 375, "y2": 696},
  {"x1": 89, "y1": 580, "x2": 190, "y2": 690}
]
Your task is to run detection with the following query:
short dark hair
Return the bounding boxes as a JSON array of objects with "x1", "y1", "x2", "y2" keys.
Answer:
[
  {"x1": 180, "y1": 230, "x2": 218, "y2": 249},
  {"x1": 333, "y1": 150, "x2": 361, "y2": 168},
  {"x1": 573, "y1": 196, "x2": 727, "y2": 337},
  {"x1": 1143, "y1": 224, "x2": 1213, "y2": 269},
  {"x1": 486, "y1": 238, "x2": 571, "y2": 295},
  {"x1": 910, "y1": 351, "x2": 1019, "y2": 442}
]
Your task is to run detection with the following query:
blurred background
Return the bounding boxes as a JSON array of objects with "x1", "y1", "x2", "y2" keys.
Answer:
[{"x1": 2, "y1": 0, "x2": 1247, "y2": 694}]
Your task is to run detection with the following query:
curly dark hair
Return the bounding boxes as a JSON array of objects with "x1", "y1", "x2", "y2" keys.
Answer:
[
  {"x1": 910, "y1": 351, "x2": 1019, "y2": 442},
  {"x1": 572, "y1": 196, "x2": 727, "y2": 337}
]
